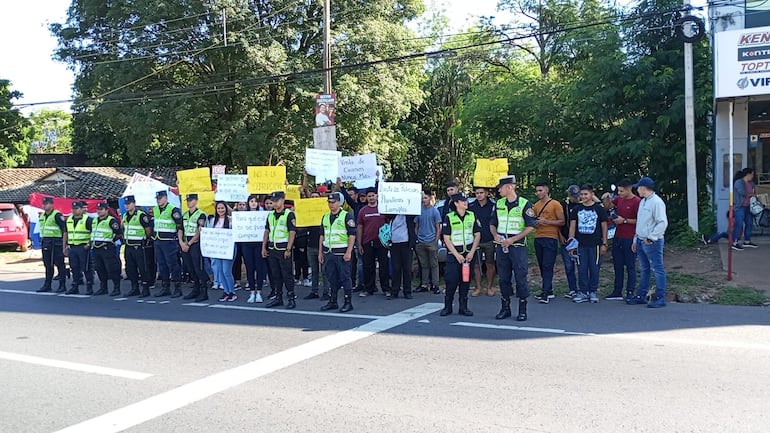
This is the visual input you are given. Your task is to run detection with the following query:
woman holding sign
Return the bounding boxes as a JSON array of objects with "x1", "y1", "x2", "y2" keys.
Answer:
[
  {"x1": 244, "y1": 195, "x2": 268, "y2": 304},
  {"x1": 207, "y1": 201, "x2": 237, "y2": 302}
]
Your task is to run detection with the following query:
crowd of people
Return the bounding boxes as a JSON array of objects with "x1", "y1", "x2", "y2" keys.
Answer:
[{"x1": 34, "y1": 170, "x2": 681, "y2": 320}]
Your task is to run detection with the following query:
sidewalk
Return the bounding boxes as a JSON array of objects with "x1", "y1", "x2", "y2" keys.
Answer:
[{"x1": 717, "y1": 238, "x2": 770, "y2": 293}]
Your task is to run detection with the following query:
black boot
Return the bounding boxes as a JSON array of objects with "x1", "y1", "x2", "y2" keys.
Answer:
[
  {"x1": 85, "y1": 283, "x2": 93, "y2": 295},
  {"x1": 267, "y1": 289, "x2": 277, "y2": 300},
  {"x1": 266, "y1": 294, "x2": 283, "y2": 308},
  {"x1": 65, "y1": 284, "x2": 80, "y2": 295},
  {"x1": 195, "y1": 284, "x2": 209, "y2": 302},
  {"x1": 109, "y1": 281, "x2": 121, "y2": 297},
  {"x1": 36, "y1": 285, "x2": 52, "y2": 293},
  {"x1": 495, "y1": 297, "x2": 512, "y2": 320},
  {"x1": 286, "y1": 291, "x2": 296, "y2": 309},
  {"x1": 140, "y1": 283, "x2": 151, "y2": 298},
  {"x1": 170, "y1": 282, "x2": 183, "y2": 298},
  {"x1": 93, "y1": 283, "x2": 108, "y2": 296},
  {"x1": 458, "y1": 297, "x2": 474, "y2": 317},
  {"x1": 516, "y1": 298, "x2": 528, "y2": 322},
  {"x1": 126, "y1": 282, "x2": 140, "y2": 297},
  {"x1": 440, "y1": 292, "x2": 454, "y2": 316},
  {"x1": 339, "y1": 294, "x2": 353, "y2": 313},
  {"x1": 183, "y1": 282, "x2": 200, "y2": 300},
  {"x1": 155, "y1": 280, "x2": 171, "y2": 297},
  {"x1": 320, "y1": 291, "x2": 338, "y2": 311},
  {"x1": 55, "y1": 281, "x2": 67, "y2": 293}
]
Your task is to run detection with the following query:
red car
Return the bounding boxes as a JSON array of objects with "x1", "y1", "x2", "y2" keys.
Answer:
[{"x1": 0, "y1": 204, "x2": 29, "y2": 251}]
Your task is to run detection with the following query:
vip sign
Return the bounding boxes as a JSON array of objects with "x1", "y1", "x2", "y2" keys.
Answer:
[{"x1": 716, "y1": 25, "x2": 770, "y2": 98}]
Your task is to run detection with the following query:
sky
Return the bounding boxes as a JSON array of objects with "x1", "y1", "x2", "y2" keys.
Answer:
[{"x1": 0, "y1": 0, "x2": 511, "y2": 113}]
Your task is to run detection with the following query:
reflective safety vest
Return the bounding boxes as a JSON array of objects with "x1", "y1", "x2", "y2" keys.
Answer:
[
  {"x1": 91, "y1": 216, "x2": 116, "y2": 243},
  {"x1": 123, "y1": 210, "x2": 147, "y2": 241},
  {"x1": 66, "y1": 216, "x2": 91, "y2": 245},
  {"x1": 267, "y1": 209, "x2": 292, "y2": 250},
  {"x1": 447, "y1": 211, "x2": 476, "y2": 253},
  {"x1": 40, "y1": 210, "x2": 63, "y2": 238},
  {"x1": 153, "y1": 204, "x2": 178, "y2": 238},
  {"x1": 184, "y1": 208, "x2": 205, "y2": 238},
  {"x1": 322, "y1": 210, "x2": 350, "y2": 252},
  {"x1": 495, "y1": 197, "x2": 528, "y2": 235}
]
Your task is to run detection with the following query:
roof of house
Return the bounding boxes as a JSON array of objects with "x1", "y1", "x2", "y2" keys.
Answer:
[{"x1": 0, "y1": 167, "x2": 178, "y2": 203}]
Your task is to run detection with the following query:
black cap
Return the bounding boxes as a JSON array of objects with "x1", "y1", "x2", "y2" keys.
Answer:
[
  {"x1": 347, "y1": 186, "x2": 359, "y2": 193},
  {"x1": 71, "y1": 201, "x2": 84, "y2": 208},
  {"x1": 155, "y1": 190, "x2": 168, "y2": 199},
  {"x1": 327, "y1": 193, "x2": 341, "y2": 202},
  {"x1": 42, "y1": 197, "x2": 54, "y2": 205},
  {"x1": 450, "y1": 193, "x2": 468, "y2": 202},
  {"x1": 496, "y1": 175, "x2": 516, "y2": 189},
  {"x1": 270, "y1": 191, "x2": 285, "y2": 200},
  {"x1": 446, "y1": 181, "x2": 458, "y2": 189},
  {"x1": 124, "y1": 195, "x2": 136, "y2": 204},
  {"x1": 186, "y1": 193, "x2": 198, "y2": 201},
  {"x1": 97, "y1": 202, "x2": 109, "y2": 210}
]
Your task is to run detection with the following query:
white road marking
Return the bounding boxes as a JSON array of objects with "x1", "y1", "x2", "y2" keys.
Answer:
[
  {"x1": 418, "y1": 319, "x2": 430, "y2": 323},
  {"x1": 114, "y1": 298, "x2": 128, "y2": 301},
  {"x1": 0, "y1": 351, "x2": 152, "y2": 381},
  {"x1": 58, "y1": 294, "x2": 91, "y2": 299},
  {"x1": 451, "y1": 322, "x2": 586, "y2": 335},
  {"x1": 144, "y1": 300, "x2": 156, "y2": 304},
  {"x1": 182, "y1": 302, "x2": 209, "y2": 307},
  {"x1": 158, "y1": 301, "x2": 170, "y2": 304},
  {"x1": 52, "y1": 303, "x2": 442, "y2": 433},
  {"x1": 136, "y1": 300, "x2": 144, "y2": 303},
  {"x1": 0, "y1": 289, "x2": 56, "y2": 296},
  {"x1": 207, "y1": 303, "x2": 383, "y2": 320}
]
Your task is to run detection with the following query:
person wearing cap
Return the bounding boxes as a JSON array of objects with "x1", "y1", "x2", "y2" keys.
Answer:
[
  {"x1": 628, "y1": 177, "x2": 669, "y2": 308},
  {"x1": 318, "y1": 192, "x2": 357, "y2": 312},
  {"x1": 568, "y1": 184, "x2": 608, "y2": 304},
  {"x1": 180, "y1": 194, "x2": 209, "y2": 300},
  {"x1": 490, "y1": 175, "x2": 537, "y2": 321},
  {"x1": 531, "y1": 181, "x2": 565, "y2": 304},
  {"x1": 152, "y1": 190, "x2": 185, "y2": 297},
  {"x1": 262, "y1": 191, "x2": 298, "y2": 309},
  {"x1": 37, "y1": 197, "x2": 68, "y2": 293},
  {"x1": 91, "y1": 203, "x2": 123, "y2": 296},
  {"x1": 357, "y1": 188, "x2": 391, "y2": 297},
  {"x1": 602, "y1": 178, "x2": 641, "y2": 301},
  {"x1": 440, "y1": 181, "x2": 460, "y2": 221},
  {"x1": 469, "y1": 186, "x2": 497, "y2": 297},
  {"x1": 439, "y1": 193, "x2": 482, "y2": 316},
  {"x1": 121, "y1": 196, "x2": 152, "y2": 297},
  {"x1": 64, "y1": 201, "x2": 94, "y2": 295},
  {"x1": 560, "y1": 185, "x2": 582, "y2": 298}
]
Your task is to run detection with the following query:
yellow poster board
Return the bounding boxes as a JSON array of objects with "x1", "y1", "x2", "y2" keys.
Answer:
[
  {"x1": 180, "y1": 190, "x2": 216, "y2": 216},
  {"x1": 293, "y1": 197, "x2": 329, "y2": 227},
  {"x1": 473, "y1": 158, "x2": 509, "y2": 187},
  {"x1": 247, "y1": 166, "x2": 286, "y2": 194},
  {"x1": 177, "y1": 167, "x2": 212, "y2": 193},
  {"x1": 286, "y1": 184, "x2": 302, "y2": 201}
]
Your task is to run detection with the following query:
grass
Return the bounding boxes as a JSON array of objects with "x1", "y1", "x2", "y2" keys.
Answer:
[{"x1": 715, "y1": 286, "x2": 770, "y2": 306}]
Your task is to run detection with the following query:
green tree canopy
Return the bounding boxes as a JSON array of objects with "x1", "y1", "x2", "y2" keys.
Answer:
[{"x1": 0, "y1": 79, "x2": 29, "y2": 168}]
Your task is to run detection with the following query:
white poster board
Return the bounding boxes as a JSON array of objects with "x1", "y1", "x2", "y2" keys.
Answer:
[
  {"x1": 377, "y1": 182, "x2": 422, "y2": 215},
  {"x1": 231, "y1": 211, "x2": 269, "y2": 243},
  {"x1": 305, "y1": 148, "x2": 341, "y2": 182},
  {"x1": 354, "y1": 165, "x2": 384, "y2": 189},
  {"x1": 338, "y1": 153, "x2": 377, "y2": 182},
  {"x1": 129, "y1": 182, "x2": 166, "y2": 207},
  {"x1": 215, "y1": 174, "x2": 249, "y2": 202},
  {"x1": 313, "y1": 125, "x2": 337, "y2": 150},
  {"x1": 200, "y1": 227, "x2": 235, "y2": 260}
]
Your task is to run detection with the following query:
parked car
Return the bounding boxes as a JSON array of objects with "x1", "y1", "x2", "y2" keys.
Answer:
[{"x1": 0, "y1": 204, "x2": 29, "y2": 251}]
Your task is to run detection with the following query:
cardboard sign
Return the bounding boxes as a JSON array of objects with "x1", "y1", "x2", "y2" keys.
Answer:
[
  {"x1": 231, "y1": 210, "x2": 269, "y2": 243},
  {"x1": 473, "y1": 158, "x2": 509, "y2": 188},
  {"x1": 305, "y1": 148, "x2": 341, "y2": 182},
  {"x1": 354, "y1": 165, "x2": 384, "y2": 189},
  {"x1": 247, "y1": 166, "x2": 286, "y2": 194},
  {"x1": 313, "y1": 125, "x2": 337, "y2": 150},
  {"x1": 286, "y1": 184, "x2": 302, "y2": 201},
  {"x1": 338, "y1": 153, "x2": 377, "y2": 182},
  {"x1": 180, "y1": 191, "x2": 215, "y2": 216},
  {"x1": 377, "y1": 182, "x2": 422, "y2": 215},
  {"x1": 215, "y1": 174, "x2": 249, "y2": 202},
  {"x1": 200, "y1": 227, "x2": 235, "y2": 260},
  {"x1": 130, "y1": 182, "x2": 167, "y2": 207},
  {"x1": 177, "y1": 167, "x2": 212, "y2": 193},
  {"x1": 211, "y1": 164, "x2": 226, "y2": 180},
  {"x1": 293, "y1": 197, "x2": 329, "y2": 227}
]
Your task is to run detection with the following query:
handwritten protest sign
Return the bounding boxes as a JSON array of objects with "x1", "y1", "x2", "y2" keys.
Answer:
[
  {"x1": 177, "y1": 167, "x2": 212, "y2": 193},
  {"x1": 354, "y1": 165, "x2": 384, "y2": 189},
  {"x1": 215, "y1": 174, "x2": 249, "y2": 202},
  {"x1": 294, "y1": 197, "x2": 329, "y2": 227},
  {"x1": 131, "y1": 182, "x2": 167, "y2": 207},
  {"x1": 338, "y1": 153, "x2": 377, "y2": 182},
  {"x1": 377, "y1": 182, "x2": 422, "y2": 215},
  {"x1": 473, "y1": 158, "x2": 509, "y2": 188},
  {"x1": 181, "y1": 191, "x2": 215, "y2": 216},
  {"x1": 231, "y1": 211, "x2": 269, "y2": 242},
  {"x1": 200, "y1": 227, "x2": 235, "y2": 260},
  {"x1": 305, "y1": 148, "x2": 341, "y2": 182},
  {"x1": 286, "y1": 184, "x2": 302, "y2": 201},
  {"x1": 247, "y1": 166, "x2": 286, "y2": 194},
  {"x1": 211, "y1": 164, "x2": 226, "y2": 180}
]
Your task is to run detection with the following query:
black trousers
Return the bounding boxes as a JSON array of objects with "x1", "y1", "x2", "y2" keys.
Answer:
[
  {"x1": 232, "y1": 244, "x2": 243, "y2": 282},
  {"x1": 68, "y1": 244, "x2": 93, "y2": 285},
  {"x1": 363, "y1": 240, "x2": 390, "y2": 293},
  {"x1": 324, "y1": 253, "x2": 352, "y2": 297},
  {"x1": 268, "y1": 249, "x2": 294, "y2": 297},
  {"x1": 445, "y1": 252, "x2": 475, "y2": 302},
  {"x1": 93, "y1": 244, "x2": 121, "y2": 288},
  {"x1": 390, "y1": 242, "x2": 412, "y2": 295},
  {"x1": 42, "y1": 238, "x2": 66, "y2": 288},
  {"x1": 124, "y1": 243, "x2": 149, "y2": 285},
  {"x1": 182, "y1": 241, "x2": 209, "y2": 285}
]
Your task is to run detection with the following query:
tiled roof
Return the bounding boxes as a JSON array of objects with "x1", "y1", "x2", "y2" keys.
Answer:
[{"x1": 0, "y1": 167, "x2": 179, "y2": 203}]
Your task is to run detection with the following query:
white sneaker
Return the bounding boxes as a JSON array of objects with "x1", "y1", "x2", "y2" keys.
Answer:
[
  {"x1": 247, "y1": 293, "x2": 256, "y2": 303},
  {"x1": 254, "y1": 292, "x2": 263, "y2": 303},
  {"x1": 303, "y1": 278, "x2": 312, "y2": 287}
]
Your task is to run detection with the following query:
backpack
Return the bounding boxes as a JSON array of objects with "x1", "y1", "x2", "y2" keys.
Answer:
[
  {"x1": 378, "y1": 222, "x2": 392, "y2": 248},
  {"x1": 750, "y1": 196, "x2": 764, "y2": 216},
  {"x1": 759, "y1": 209, "x2": 770, "y2": 228}
]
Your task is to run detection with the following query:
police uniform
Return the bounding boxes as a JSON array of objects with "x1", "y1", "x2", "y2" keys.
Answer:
[
  {"x1": 491, "y1": 176, "x2": 537, "y2": 321},
  {"x1": 263, "y1": 191, "x2": 298, "y2": 309},
  {"x1": 122, "y1": 195, "x2": 152, "y2": 297},
  {"x1": 65, "y1": 201, "x2": 94, "y2": 295},
  {"x1": 181, "y1": 194, "x2": 209, "y2": 300},
  {"x1": 91, "y1": 203, "x2": 124, "y2": 296},
  {"x1": 37, "y1": 197, "x2": 68, "y2": 293},
  {"x1": 152, "y1": 190, "x2": 184, "y2": 297},
  {"x1": 440, "y1": 194, "x2": 481, "y2": 317},
  {"x1": 319, "y1": 193, "x2": 356, "y2": 313}
]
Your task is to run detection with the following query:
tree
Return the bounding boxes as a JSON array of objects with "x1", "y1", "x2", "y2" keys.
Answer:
[
  {"x1": 0, "y1": 79, "x2": 28, "y2": 168},
  {"x1": 24, "y1": 109, "x2": 73, "y2": 154}
]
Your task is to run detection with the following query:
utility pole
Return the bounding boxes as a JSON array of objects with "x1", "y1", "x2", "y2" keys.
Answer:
[
  {"x1": 323, "y1": 0, "x2": 332, "y2": 93},
  {"x1": 683, "y1": 0, "x2": 699, "y2": 232}
]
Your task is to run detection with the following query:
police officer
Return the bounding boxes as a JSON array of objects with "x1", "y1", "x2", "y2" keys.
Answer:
[
  {"x1": 490, "y1": 175, "x2": 537, "y2": 321},
  {"x1": 318, "y1": 192, "x2": 356, "y2": 313},
  {"x1": 65, "y1": 201, "x2": 94, "y2": 295},
  {"x1": 262, "y1": 191, "x2": 297, "y2": 309},
  {"x1": 37, "y1": 197, "x2": 68, "y2": 293},
  {"x1": 91, "y1": 203, "x2": 123, "y2": 296},
  {"x1": 122, "y1": 196, "x2": 152, "y2": 297},
  {"x1": 181, "y1": 194, "x2": 209, "y2": 300},
  {"x1": 152, "y1": 190, "x2": 184, "y2": 297},
  {"x1": 440, "y1": 193, "x2": 481, "y2": 316}
]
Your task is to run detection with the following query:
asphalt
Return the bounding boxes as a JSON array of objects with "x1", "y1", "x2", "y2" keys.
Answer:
[{"x1": 0, "y1": 267, "x2": 769, "y2": 433}]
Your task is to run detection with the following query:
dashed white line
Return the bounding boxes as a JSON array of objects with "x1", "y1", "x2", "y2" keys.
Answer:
[
  {"x1": 207, "y1": 303, "x2": 382, "y2": 320},
  {"x1": 0, "y1": 288, "x2": 56, "y2": 296},
  {"x1": 0, "y1": 351, "x2": 152, "y2": 381},
  {"x1": 114, "y1": 298, "x2": 128, "y2": 301},
  {"x1": 451, "y1": 321, "x2": 586, "y2": 335}
]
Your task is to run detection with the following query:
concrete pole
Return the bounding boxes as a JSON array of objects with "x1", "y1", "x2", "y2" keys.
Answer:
[
  {"x1": 728, "y1": 100, "x2": 734, "y2": 281},
  {"x1": 684, "y1": 2, "x2": 699, "y2": 232},
  {"x1": 323, "y1": 0, "x2": 332, "y2": 94}
]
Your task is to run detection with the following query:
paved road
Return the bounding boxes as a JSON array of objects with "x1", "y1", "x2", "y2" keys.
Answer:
[{"x1": 1, "y1": 268, "x2": 769, "y2": 433}]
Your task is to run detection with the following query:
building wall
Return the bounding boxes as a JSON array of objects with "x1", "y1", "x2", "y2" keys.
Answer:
[{"x1": 714, "y1": 99, "x2": 749, "y2": 232}]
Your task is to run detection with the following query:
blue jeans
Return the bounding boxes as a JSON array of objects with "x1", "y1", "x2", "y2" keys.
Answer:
[
  {"x1": 534, "y1": 237, "x2": 558, "y2": 294},
  {"x1": 636, "y1": 238, "x2": 667, "y2": 300},
  {"x1": 212, "y1": 258, "x2": 235, "y2": 294},
  {"x1": 577, "y1": 245, "x2": 602, "y2": 294},
  {"x1": 560, "y1": 244, "x2": 577, "y2": 292},
  {"x1": 707, "y1": 232, "x2": 728, "y2": 244},
  {"x1": 495, "y1": 245, "x2": 529, "y2": 299},
  {"x1": 612, "y1": 237, "x2": 636, "y2": 295},
  {"x1": 732, "y1": 206, "x2": 753, "y2": 242}
]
